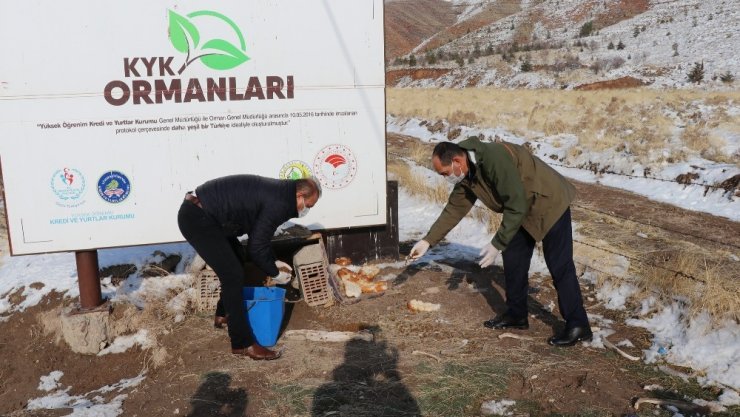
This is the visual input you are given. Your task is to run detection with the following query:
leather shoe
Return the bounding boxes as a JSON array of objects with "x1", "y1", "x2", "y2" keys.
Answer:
[
  {"x1": 232, "y1": 343, "x2": 282, "y2": 360},
  {"x1": 214, "y1": 315, "x2": 228, "y2": 329},
  {"x1": 483, "y1": 314, "x2": 529, "y2": 330},
  {"x1": 548, "y1": 326, "x2": 593, "y2": 346}
]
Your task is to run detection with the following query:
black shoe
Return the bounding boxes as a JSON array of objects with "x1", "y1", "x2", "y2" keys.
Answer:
[
  {"x1": 548, "y1": 326, "x2": 593, "y2": 346},
  {"x1": 483, "y1": 314, "x2": 529, "y2": 330},
  {"x1": 285, "y1": 287, "x2": 302, "y2": 302}
]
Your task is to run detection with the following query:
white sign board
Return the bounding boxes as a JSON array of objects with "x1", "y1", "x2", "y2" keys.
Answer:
[{"x1": 0, "y1": 0, "x2": 386, "y2": 255}]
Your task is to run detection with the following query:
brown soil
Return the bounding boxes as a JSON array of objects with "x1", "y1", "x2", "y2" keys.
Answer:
[
  {"x1": 575, "y1": 76, "x2": 648, "y2": 90},
  {"x1": 2, "y1": 259, "x2": 731, "y2": 416},
  {"x1": 386, "y1": 68, "x2": 453, "y2": 86},
  {"x1": 571, "y1": 181, "x2": 740, "y2": 249},
  {"x1": 593, "y1": 0, "x2": 650, "y2": 31}
]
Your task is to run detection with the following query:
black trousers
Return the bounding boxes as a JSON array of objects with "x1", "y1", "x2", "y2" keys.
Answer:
[
  {"x1": 177, "y1": 200, "x2": 255, "y2": 349},
  {"x1": 500, "y1": 208, "x2": 589, "y2": 329}
]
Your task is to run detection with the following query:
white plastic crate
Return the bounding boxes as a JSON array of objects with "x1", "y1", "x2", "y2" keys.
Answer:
[
  {"x1": 195, "y1": 269, "x2": 221, "y2": 313},
  {"x1": 293, "y1": 240, "x2": 333, "y2": 307}
]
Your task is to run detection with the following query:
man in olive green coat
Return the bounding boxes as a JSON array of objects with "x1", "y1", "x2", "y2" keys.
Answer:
[{"x1": 409, "y1": 138, "x2": 592, "y2": 346}]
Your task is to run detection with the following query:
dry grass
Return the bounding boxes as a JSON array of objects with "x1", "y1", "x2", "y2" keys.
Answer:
[
  {"x1": 409, "y1": 360, "x2": 512, "y2": 417},
  {"x1": 682, "y1": 123, "x2": 710, "y2": 155},
  {"x1": 470, "y1": 205, "x2": 501, "y2": 235},
  {"x1": 571, "y1": 205, "x2": 740, "y2": 322},
  {"x1": 148, "y1": 294, "x2": 191, "y2": 320},
  {"x1": 405, "y1": 139, "x2": 435, "y2": 169},
  {"x1": 641, "y1": 250, "x2": 740, "y2": 321},
  {"x1": 696, "y1": 263, "x2": 740, "y2": 322},
  {"x1": 387, "y1": 88, "x2": 740, "y2": 164},
  {"x1": 387, "y1": 159, "x2": 450, "y2": 204},
  {"x1": 572, "y1": 213, "x2": 635, "y2": 279}
]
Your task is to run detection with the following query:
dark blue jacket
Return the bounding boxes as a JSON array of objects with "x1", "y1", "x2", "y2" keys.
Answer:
[{"x1": 196, "y1": 174, "x2": 298, "y2": 277}]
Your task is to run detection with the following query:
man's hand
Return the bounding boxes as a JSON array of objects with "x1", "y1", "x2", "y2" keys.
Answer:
[
  {"x1": 478, "y1": 243, "x2": 499, "y2": 268},
  {"x1": 271, "y1": 260, "x2": 293, "y2": 285},
  {"x1": 275, "y1": 260, "x2": 292, "y2": 273},
  {"x1": 271, "y1": 270, "x2": 292, "y2": 285},
  {"x1": 409, "y1": 240, "x2": 430, "y2": 260}
]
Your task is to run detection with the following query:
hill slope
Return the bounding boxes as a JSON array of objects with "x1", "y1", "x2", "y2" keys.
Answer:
[
  {"x1": 385, "y1": 0, "x2": 740, "y2": 89},
  {"x1": 384, "y1": 0, "x2": 459, "y2": 59}
]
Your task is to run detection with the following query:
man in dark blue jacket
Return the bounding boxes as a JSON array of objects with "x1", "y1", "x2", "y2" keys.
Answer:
[{"x1": 178, "y1": 175, "x2": 321, "y2": 360}]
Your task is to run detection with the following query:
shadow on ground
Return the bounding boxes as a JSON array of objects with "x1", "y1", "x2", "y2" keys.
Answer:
[
  {"x1": 397, "y1": 240, "x2": 561, "y2": 333},
  {"x1": 312, "y1": 338, "x2": 421, "y2": 417},
  {"x1": 188, "y1": 372, "x2": 247, "y2": 417}
]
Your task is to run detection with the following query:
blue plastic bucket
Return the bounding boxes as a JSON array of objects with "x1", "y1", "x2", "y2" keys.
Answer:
[{"x1": 242, "y1": 287, "x2": 285, "y2": 347}]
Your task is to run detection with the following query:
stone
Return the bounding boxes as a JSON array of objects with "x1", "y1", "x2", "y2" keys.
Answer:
[{"x1": 60, "y1": 303, "x2": 112, "y2": 355}]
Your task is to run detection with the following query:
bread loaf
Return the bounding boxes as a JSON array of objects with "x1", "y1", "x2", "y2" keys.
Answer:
[
  {"x1": 334, "y1": 257, "x2": 352, "y2": 266},
  {"x1": 407, "y1": 299, "x2": 441, "y2": 312}
]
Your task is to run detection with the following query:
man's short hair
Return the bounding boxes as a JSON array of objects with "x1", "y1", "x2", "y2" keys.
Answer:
[
  {"x1": 296, "y1": 177, "x2": 322, "y2": 198},
  {"x1": 432, "y1": 142, "x2": 465, "y2": 165}
]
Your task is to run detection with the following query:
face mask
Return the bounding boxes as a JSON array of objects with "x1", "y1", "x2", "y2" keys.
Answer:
[
  {"x1": 298, "y1": 196, "x2": 310, "y2": 218},
  {"x1": 445, "y1": 161, "x2": 465, "y2": 185}
]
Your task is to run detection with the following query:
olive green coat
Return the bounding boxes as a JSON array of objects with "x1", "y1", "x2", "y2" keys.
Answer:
[{"x1": 423, "y1": 138, "x2": 576, "y2": 251}]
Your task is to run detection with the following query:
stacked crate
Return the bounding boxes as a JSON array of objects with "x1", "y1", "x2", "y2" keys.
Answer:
[{"x1": 293, "y1": 240, "x2": 333, "y2": 307}]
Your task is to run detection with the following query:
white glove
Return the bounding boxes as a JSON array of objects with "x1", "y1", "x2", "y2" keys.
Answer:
[
  {"x1": 275, "y1": 260, "x2": 292, "y2": 273},
  {"x1": 409, "y1": 240, "x2": 430, "y2": 260},
  {"x1": 478, "y1": 243, "x2": 499, "y2": 268},
  {"x1": 271, "y1": 270, "x2": 292, "y2": 285}
]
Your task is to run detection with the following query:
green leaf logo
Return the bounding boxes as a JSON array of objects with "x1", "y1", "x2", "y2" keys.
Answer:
[
  {"x1": 167, "y1": 9, "x2": 250, "y2": 74},
  {"x1": 168, "y1": 10, "x2": 200, "y2": 53},
  {"x1": 200, "y1": 39, "x2": 249, "y2": 70}
]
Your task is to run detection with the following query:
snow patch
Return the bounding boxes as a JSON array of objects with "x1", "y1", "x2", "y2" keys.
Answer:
[
  {"x1": 38, "y1": 371, "x2": 64, "y2": 392},
  {"x1": 596, "y1": 281, "x2": 638, "y2": 310},
  {"x1": 627, "y1": 304, "x2": 740, "y2": 389},
  {"x1": 480, "y1": 399, "x2": 516, "y2": 416},
  {"x1": 27, "y1": 372, "x2": 146, "y2": 416},
  {"x1": 98, "y1": 330, "x2": 153, "y2": 356}
]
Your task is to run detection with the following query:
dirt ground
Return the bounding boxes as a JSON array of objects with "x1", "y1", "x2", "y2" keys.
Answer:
[{"x1": 1, "y1": 148, "x2": 738, "y2": 416}]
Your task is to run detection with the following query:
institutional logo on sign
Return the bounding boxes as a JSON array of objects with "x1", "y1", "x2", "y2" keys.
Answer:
[
  {"x1": 50, "y1": 168, "x2": 86, "y2": 207},
  {"x1": 104, "y1": 9, "x2": 294, "y2": 106},
  {"x1": 97, "y1": 171, "x2": 131, "y2": 203},
  {"x1": 313, "y1": 145, "x2": 358, "y2": 189},
  {"x1": 279, "y1": 160, "x2": 312, "y2": 180},
  {"x1": 168, "y1": 9, "x2": 250, "y2": 74}
]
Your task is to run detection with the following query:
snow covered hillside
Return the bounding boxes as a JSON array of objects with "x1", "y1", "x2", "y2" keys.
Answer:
[{"x1": 387, "y1": 0, "x2": 740, "y2": 89}]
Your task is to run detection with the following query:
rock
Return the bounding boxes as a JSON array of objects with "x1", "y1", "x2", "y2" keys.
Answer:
[
  {"x1": 141, "y1": 253, "x2": 182, "y2": 277},
  {"x1": 60, "y1": 304, "x2": 112, "y2": 355},
  {"x1": 99, "y1": 264, "x2": 137, "y2": 285}
]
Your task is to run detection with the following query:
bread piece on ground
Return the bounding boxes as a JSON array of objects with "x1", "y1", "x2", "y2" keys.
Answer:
[
  {"x1": 335, "y1": 257, "x2": 352, "y2": 266},
  {"x1": 359, "y1": 281, "x2": 388, "y2": 293},
  {"x1": 407, "y1": 299, "x2": 441, "y2": 312},
  {"x1": 337, "y1": 266, "x2": 387, "y2": 295},
  {"x1": 337, "y1": 267, "x2": 357, "y2": 281},
  {"x1": 341, "y1": 277, "x2": 362, "y2": 298},
  {"x1": 359, "y1": 265, "x2": 381, "y2": 279}
]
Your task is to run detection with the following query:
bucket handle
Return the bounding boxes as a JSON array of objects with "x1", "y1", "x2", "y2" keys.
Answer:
[{"x1": 244, "y1": 298, "x2": 280, "y2": 313}]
